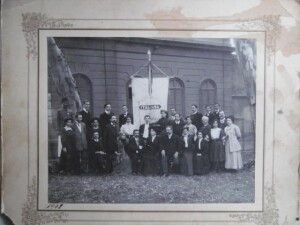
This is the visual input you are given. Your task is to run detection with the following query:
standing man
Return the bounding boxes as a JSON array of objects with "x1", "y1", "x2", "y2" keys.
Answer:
[
  {"x1": 99, "y1": 103, "x2": 113, "y2": 134},
  {"x1": 190, "y1": 104, "x2": 203, "y2": 131},
  {"x1": 169, "y1": 107, "x2": 177, "y2": 121},
  {"x1": 119, "y1": 105, "x2": 133, "y2": 128},
  {"x1": 103, "y1": 115, "x2": 119, "y2": 173},
  {"x1": 57, "y1": 98, "x2": 75, "y2": 157},
  {"x1": 139, "y1": 115, "x2": 152, "y2": 142},
  {"x1": 218, "y1": 111, "x2": 227, "y2": 130},
  {"x1": 72, "y1": 113, "x2": 88, "y2": 174},
  {"x1": 205, "y1": 105, "x2": 216, "y2": 126},
  {"x1": 80, "y1": 100, "x2": 92, "y2": 125},
  {"x1": 159, "y1": 126, "x2": 180, "y2": 177},
  {"x1": 170, "y1": 113, "x2": 185, "y2": 136},
  {"x1": 214, "y1": 103, "x2": 221, "y2": 121}
]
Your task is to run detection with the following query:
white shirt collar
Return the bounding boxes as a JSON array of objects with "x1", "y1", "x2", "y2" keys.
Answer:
[
  {"x1": 105, "y1": 110, "x2": 110, "y2": 114},
  {"x1": 83, "y1": 108, "x2": 88, "y2": 113}
]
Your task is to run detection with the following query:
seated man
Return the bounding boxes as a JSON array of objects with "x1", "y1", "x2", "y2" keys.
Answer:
[
  {"x1": 159, "y1": 126, "x2": 180, "y2": 177},
  {"x1": 89, "y1": 131, "x2": 107, "y2": 174},
  {"x1": 128, "y1": 129, "x2": 144, "y2": 175}
]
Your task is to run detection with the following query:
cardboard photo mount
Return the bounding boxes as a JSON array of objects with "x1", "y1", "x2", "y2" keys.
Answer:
[{"x1": 2, "y1": 1, "x2": 299, "y2": 224}]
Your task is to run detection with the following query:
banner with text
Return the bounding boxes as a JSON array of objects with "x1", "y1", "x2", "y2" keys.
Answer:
[{"x1": 132, "y1": 77, "x2": 169, "y2": 127}]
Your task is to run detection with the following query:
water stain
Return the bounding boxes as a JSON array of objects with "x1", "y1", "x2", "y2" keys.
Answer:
[{"x1": 277, "y1": 109, "x2": 283, "y2": 114}]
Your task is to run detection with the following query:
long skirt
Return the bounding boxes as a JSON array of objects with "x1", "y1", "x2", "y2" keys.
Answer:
[
  {"x1": 194, "y1": 153, "x2": 210, "y2": 175},
  {"x1": 210, "y1": 140, "x2": 225, "y2": 162},
  {"x1": 115, "y1": 152, "x2": 132, "y2": 175},
  {"x1": 225, "y1": 141, "x2": 243, "y2": 170},
  {"x1": 181, "y1": 151, "x2": 194, "y2": 176},
  {"x1": 143, "y1": 153, "x2": 160, "y2": 175}
]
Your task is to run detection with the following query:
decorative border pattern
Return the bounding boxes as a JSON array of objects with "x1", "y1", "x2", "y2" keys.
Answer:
[
  {"x1": 230, "y1": 187, "x2": 288, "y2": 225},
  {"x1": 22, "y1": 13, "x2": 73, "y2": 60},
  {"x1": 22, "y1": 177, "x2": 68, "y2": 225},
  {"x1": 236, "y1": 15, "x2": 281, "y2": 64},
  {"x1": 21, "y1": 12, "x2": 282, "y2": 224}
]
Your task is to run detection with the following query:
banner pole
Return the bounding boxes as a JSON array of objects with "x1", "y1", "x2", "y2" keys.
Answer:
[{"x1": 147, "y1": 49, "x2": 152, "y2": 96}]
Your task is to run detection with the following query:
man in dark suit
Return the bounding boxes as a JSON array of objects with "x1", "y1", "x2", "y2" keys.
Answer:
[
  {"x1": 139, "y1": 115, "x2": 152, "y2": 143},
  {"x1": 99, "y1": 103, "x2": 114, "y2": 134},
  {"x1": 159, "y1": 126, "x2": 180, "y2": 177},
  {"x1": 102, "y1": 115, "x2": 118, "y2": 173},
  {"x1": 170, "y1": 113, "x2": 185, "y2": 136},
  {"x1": 80, "y1": 100, "x2": 92, "y2": 125},
  {"x1": 128, "y1": 129, "x2": 144, "y2": 175},
  {"x1": 190, "y1": 104, "x2": 203, "y2": 131},
  {"x1": 72, "y1": 113, "x2": 88, "y2": 174},
  {"x1": 213, "y1": 103, "x2": 221, "y2": 121},
  {"x1": 218, "y1": 111, "x2": 227, "y2": 130},
  {"x1": 205, "y1": 105, "x2": 216, "y2": 125},
  {"x1": 89, "y1": 131, "x2": 107, "y2": 174},
  {"x1": 119, "y1": 105, "x2": 133, "y2": 128}
]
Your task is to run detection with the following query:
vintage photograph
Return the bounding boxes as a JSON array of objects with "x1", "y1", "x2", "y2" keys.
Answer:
[{"x1": 47, "y1": 37, "x2": 257, "y2": 204}]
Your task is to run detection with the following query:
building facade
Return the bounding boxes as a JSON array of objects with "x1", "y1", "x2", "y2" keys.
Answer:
[{"x1": 48, "y1": 38, "x2": 255, "y2": 159}]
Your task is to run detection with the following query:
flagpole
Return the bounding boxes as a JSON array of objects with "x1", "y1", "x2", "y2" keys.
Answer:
[{"x1": 147, "y1": 49, "x2": 152, "y2": 96}]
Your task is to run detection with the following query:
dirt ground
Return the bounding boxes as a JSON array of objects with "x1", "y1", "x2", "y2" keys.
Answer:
[{"x1": 48, "y1": 167, "x2": 255, "y2": 204}]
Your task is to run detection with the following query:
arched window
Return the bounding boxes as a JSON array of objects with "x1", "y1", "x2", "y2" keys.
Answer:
[
  {"x1": 199, "y1": 79, "x2": 217, "y2": 111},
  {"x1": 73, "y1": 73, "x2": 93, "y2": 113},
  {"x1": 168, "y1": 78, "x2": 185, "y2": 116}
]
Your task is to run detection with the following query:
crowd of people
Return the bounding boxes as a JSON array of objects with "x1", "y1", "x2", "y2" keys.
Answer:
[{"x1": 56, "y1": 97, "x2": 243, "y2": 177}]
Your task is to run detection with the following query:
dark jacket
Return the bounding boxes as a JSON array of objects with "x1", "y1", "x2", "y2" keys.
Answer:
[
  {"x1": 103, "y1": 123, "x2": 118, "y2": 154},
  {"x1": 99, "y1": 112, "x2": 113, "y2": 130},
  {"x1": 119, "y1": 113, "x2": 133, "y2": 128},
  {"x1": 89, "y1": 138, "x2": 104, "y2": 154},
  {"x1": 195, "y1": 139, "x2": 209, "y2": 155},
  {"x1": 190, "y1": 112, "x2": 203, "y2": 130},
  {"x1": 128, "y1": 137, "x2": 143, "y2": 155},
  {"x1": 146, "y1": 135, "x2": 160, "y2": 156},
  {"x1": 214, "y1": 111, "x2": 220, "y2": 121},
  {"x1": 139, "y1": 123, "x2": 153, "y2": 139},
  {"x1": 155, "y1": 117, "x2": 171, "y2": 134},
  {"x1": 200, "y1": 124, "x2": 212, "y2": 141},
  {"x1": 180, "y1": 135, "x2": 196, "y2": 153},
  {"x1": 170, "y1": 120, "x2": 185, "y2": 136},
  {"x1": 205, "y1": 112, "x2": 216, "y2": 125},
  {"x1": 218, "y1": 119, "x2": 227, "y2": 130},
  {"x1": 80, "y1": 110, "x2": 92, "y2": 125},
  {"x1": 159, "y1": 133, "x2": 180, "y2": 156}
]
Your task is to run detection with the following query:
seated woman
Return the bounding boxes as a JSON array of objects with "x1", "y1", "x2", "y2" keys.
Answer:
[
  {"x1": 194, "y1": 131, "x2": 210, "y2": 175},
  {"x1": 120, "y1": 117, "x2": 135, "y2": 138},
  {"x1": 143, "y1": 128, "x2": 161, "y2": 175},
  {"x1": 60, "y1": 118, "x2": 75, "y2": 174},
  {"x1": 224, "y1": 116, "x2": 243, "y2": 172},
  {"x1": 210, "y1": 120, "x2": 225, "y2": 172}
]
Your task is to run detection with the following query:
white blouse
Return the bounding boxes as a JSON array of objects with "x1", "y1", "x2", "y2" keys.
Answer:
[
  {"x1": 210, "y1": 127, "x2": 221, "y2": 140},
  {"x1": 120, "y1": 123, "x2": 136, "y2": 136}
]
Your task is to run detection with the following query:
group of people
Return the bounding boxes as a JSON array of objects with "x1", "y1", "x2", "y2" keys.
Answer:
[{"x1": 57, "y1": 98, "x2": 243, "y2": 177}]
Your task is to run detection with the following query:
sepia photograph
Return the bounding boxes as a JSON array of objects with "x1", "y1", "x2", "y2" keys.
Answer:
[{"x1": 47, "y1": 37, "x2": 257, "y2": 204}]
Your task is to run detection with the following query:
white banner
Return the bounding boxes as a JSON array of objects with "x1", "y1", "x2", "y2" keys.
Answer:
[{"x1": 132, "y1": 77, "x2": 169, "y2": 127}]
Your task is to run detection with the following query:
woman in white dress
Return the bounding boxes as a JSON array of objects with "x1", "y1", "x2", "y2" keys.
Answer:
[{"x1": 224, "y1": 116, "x2": 243, "y2": 171}]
